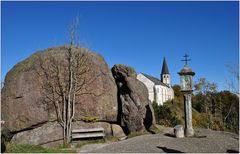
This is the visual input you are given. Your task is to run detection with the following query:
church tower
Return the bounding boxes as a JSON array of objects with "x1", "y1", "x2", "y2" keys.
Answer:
[{"x1": 161, "y1": 57, "x2": 171, "y2": 86}]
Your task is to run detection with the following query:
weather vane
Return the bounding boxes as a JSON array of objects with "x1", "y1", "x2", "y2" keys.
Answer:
[{"x1": 181, "y1": 54, "x2": 191, "y2": 66}]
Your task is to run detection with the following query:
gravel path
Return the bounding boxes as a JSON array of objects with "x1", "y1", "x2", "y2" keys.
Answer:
[{"x1": 77, "y1": 128, "x2": 239, "y2": 153}]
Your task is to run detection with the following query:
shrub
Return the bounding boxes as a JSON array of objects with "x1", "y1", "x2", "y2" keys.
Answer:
[
  {"x1": 152, "y1": 101, "x2": 182, "y2": 127},
  {"x1": 81, "y1": 116, "x2": 98, "y2": 122},
  {"x1": 147, "y1": 125, "x2": 161, "y2": 134}
]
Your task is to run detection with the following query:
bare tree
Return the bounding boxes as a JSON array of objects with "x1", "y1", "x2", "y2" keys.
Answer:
[
  {"x1": 224, "y1": 63, "x2": 239, "y2": 132},
  {"x1": 36, "y1": 17, "x2": 94, "y2": 144},
  {"x1": 225, "y1": 63, "x2": 239, "y2": 95}
]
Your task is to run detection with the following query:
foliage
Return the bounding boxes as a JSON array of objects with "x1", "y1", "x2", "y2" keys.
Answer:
[
  {"x1": 192, "y1": 112, "x2": 206, "y2": 128},
  {"x1": 1, "y1": 126, "x2": 12, "y2": 153},
  {"x1": 194, "y1": 78, "x2": 217, "y2": 94},
  {"x1": 193, "y1": 78, "x2": 219, "y2": 129},
  {"x1": 81, "y1": 116, "x2": 99, "y2": 123},
  {"x1": 152, "y1": 82, "x2": 224, "y2": 130},
  {"x1": 192, "y1": 77, "x2": 239, "y2": 133},
  {"x1": 5, "y1": 143, "x2": 76, "y2": 153},
  {"x1": 172, "y1": 85, "x2": 181, "y2": 98},
  {"x1": 152, "y1": 101, "x2": 182, "y2": 127},
  {"x1": 172, "y1": 84, "x2": 184, "y2": 103},
  {"x1": 192, "y1": 93, "x2": 206, "y2": 113},
  {"x1": 216, "y1": 91, "x2": 239, "y2": 133},
  {"x1": 147, "y1": 125, "x2": 161, "y2": 134},
  {"x1": 1, "y1": 135, "x2": 6, "y2": 153}
]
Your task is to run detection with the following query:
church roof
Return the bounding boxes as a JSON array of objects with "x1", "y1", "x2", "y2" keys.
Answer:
[
  {"x1": 140, "y1": 73, "x2": 170, "y2": 88},
  {"x1": 161, "y1": 57, "x2": 170, "y2": 75}
]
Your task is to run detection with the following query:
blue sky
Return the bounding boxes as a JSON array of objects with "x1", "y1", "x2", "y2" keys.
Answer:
[{"x1": 2, "y1": 1, "x2": 239, "y2": 91}]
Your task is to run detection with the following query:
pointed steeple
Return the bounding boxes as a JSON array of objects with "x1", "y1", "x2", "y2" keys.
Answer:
[{"x1": 161, "y1": 57, "x2": 169, "y2": 75}]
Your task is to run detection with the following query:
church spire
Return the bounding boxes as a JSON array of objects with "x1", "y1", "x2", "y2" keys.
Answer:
[
  {"x1": 161, "y1": 57, "x2": 171, "y2": 86},
  {"x1": 161, "y1": 57, "x2": 169, "y2": 75}
]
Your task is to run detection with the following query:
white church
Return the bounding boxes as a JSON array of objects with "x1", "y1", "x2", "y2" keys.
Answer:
[{"x1": 137, "y1": 57, "x2": 174, "y2": 106}]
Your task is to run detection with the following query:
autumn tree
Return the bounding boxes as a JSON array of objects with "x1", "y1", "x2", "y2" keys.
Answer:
[
  {"x1": 215, "y1": 91, "x2": 239, "y2": 132},
  {"x1": 193, "y1": 78, "x2": 218, "y2": 129},
  {"x1": 193, "y1": 76, "x2": 239, "y2": 133},
  {"x1": 172, "y1": 84, "x2": 181, "y2": 98}
]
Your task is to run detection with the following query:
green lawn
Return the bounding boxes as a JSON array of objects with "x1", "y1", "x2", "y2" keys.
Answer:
[{"x1": 6, "y1": 143, "x2": 76, "y2": 153}]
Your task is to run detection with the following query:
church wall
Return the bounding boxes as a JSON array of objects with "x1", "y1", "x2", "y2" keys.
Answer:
[
  {"x1": 155, "y1": 85, "x2": 174, "y2": 106},
  {"x1": 137, "y1": 73, "x2": 174, "y2": 106},
  {"x1": 137, "y1": 73, "x2": 155, "y2": 102}
]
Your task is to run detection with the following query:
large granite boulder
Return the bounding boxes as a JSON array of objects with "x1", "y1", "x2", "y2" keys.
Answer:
[
  {"x1": 111, "y1": 64, "x2": 156, "y2": 134},
  {"x1": 1, "y1": 46, "x2": 118, "y2": 133}
]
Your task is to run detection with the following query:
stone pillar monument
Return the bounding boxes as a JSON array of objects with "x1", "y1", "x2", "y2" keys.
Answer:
[
  {"x1": 178, "y1": 54, "x2": 195, "y2": 137},
  {"x1": 183, "y1": 92, "x2": 194, "y2": 136}
]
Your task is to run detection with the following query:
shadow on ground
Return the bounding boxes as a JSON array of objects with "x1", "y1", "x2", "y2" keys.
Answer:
[
  {"x1": 227, "y1": 149, "x2": 239, "y2": 153},
  {"x1": 157, "y1": 146, "x2": 184, "y2": 153},
  {"x1": 164, "y1": 133, "x2": 175, "y2": 138}
]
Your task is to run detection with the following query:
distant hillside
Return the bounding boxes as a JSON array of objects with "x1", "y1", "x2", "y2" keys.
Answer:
[{"x1": 153, "y1": 85, "x2": 239, "y2": 133}]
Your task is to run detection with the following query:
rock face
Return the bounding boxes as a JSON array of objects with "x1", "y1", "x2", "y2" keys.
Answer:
[
  {"x1": 10, "y1": 121, "x2": 115, "y2": 147},
  {"x1": 111, "y1": 64, "x2": 156, "y2": 134},
  {"x1": 1, "y1": 46, "x2": 118, "y2": 133}
]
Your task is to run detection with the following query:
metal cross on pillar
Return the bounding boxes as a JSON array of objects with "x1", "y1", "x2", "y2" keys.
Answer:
[
  {"x1": 181, "y1": 54, "x2": 191, "y2": 66},
  {"x1": 178, "y1": 54, "x2": 195, "y2": 137}
]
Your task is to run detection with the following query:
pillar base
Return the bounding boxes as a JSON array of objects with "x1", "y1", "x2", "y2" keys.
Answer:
[{"x1": 184, "y1": 128, "x2": 194, "y2": 137}]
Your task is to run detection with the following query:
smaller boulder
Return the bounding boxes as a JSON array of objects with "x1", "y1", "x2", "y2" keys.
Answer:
[
  {"x1": 174, "y1": 125, "x2": 184, "y2": 138},
  {"x1": 11, "y1": 121, "x2": 63, "y2": 148},
  {"x1": 111, "y1": 124, "x2": 127, "y2": 140}
]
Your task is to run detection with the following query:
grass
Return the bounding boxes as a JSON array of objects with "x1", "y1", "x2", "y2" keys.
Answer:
[
  {"x1": 5, "y1": 137, "x2": 117, "y2": 153},
  {"x1": 74, "y1": 138, "x2": 105, "y2": 148},
  {"x1": 5, "y1": 143, "x2": 76, "y2": 153},
  {"x1": 148, "y1": 125, "x2": 162, "y2": 134}
]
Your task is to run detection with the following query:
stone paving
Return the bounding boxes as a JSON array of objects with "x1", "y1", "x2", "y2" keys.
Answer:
[{"x1": 77, "y1": 128, "x2": 239, "y2": 153}]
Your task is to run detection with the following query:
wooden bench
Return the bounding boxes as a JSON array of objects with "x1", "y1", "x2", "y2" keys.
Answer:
[{"x1": 71, "y1": 128, "x2": 105, "y2": 139}]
